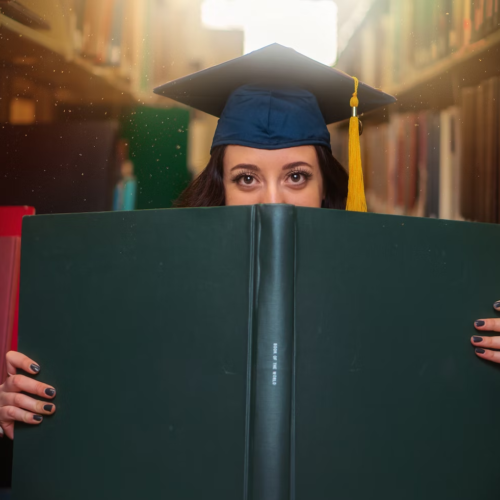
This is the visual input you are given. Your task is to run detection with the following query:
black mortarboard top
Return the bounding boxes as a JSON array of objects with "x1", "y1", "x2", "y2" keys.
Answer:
[
  {"x1": 153, "y1": 43, "x2": 396, "y2": 212},
  {"x1": 153, "y1": 43, "x2": 395, "y2": 124}
]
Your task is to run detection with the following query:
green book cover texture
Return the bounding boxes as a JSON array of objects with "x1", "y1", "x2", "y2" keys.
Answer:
[{"x1": 12, "y1": 205, "x2": 500, "y2": 499}]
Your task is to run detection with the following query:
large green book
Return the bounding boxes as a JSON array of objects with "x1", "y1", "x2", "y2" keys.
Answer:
[{"x1": 12, "y1": 205, "x2": 500, "y2": 499}]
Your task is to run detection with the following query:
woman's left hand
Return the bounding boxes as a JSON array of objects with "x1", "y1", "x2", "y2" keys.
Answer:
[{"x1": 471, "y1": 300, "x2": 500, "y2": 363}]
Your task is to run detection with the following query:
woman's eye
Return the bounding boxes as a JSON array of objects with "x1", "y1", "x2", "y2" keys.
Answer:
[
  {"x1": 240, "y1": 175, "x2": 255, "y2": 185},
  {"x1": 288, "y1": 171, "x2": 310, "y2": 185}
]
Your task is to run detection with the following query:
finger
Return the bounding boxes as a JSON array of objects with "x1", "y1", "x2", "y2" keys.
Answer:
[
  {"x1": 494, "y1": 300, "x2": 500, "y2": 311},
  {"x1": 0, "y1": 406, "x2": 43, "y2": 425},
  {"x1": 474, "y1": 318, "x2": 500, "y2": 332},
  {"x1": 1, "y1": 422, "x2": 14, "y2": 440},
  {"x1": 0, "y1": 392, "x2": 55, "y2": 415},
  {"x1": 5, "y1": 351, "x2": 40, "y2": 377},
  {"x1": 471, "y1": 335, "x2": 500, "y2": 349},
  {"x1": 474, "y1": 347, "x2": 500, "y2": 363},
  {"x1": 4, "y1": 374, "x2": 56, "y2": 399}
]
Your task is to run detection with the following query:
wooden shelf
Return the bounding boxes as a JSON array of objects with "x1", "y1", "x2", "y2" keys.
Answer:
[
  {"x1": 0, "y1": 11, "x2": 71, "y2": 58},
  {"x1": 385, "y1": 29, "x2": 500, "y2": 111},
  {"x1": 0, "y1": 11, "x2": 134, "y2": 105},
  {"x1": 335, "y1": 0, "x2": 500, "y2": 114}
]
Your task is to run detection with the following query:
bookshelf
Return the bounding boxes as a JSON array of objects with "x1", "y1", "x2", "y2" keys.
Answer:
[
  {"x1": 333, "y1": 0, "x2": 500, "y2": 224},
  {"x1": 0, "y1": 0, "x2": 244, "y2": 120},
  {"x1": 386, "y1": 28, "x2": 500, "y2": 110},
  {"x1": 0, "y1": 0, "x2": 246, "y2": 209},
  {"x1": 0, "y1": 12, "x2": 70, "y2": 57},
  {"x1": 337, "y1": 0, "x2": 500, "y2": 111},
  {"x1": 0, "y1": 5, "x2": 134, "y2": 107}
]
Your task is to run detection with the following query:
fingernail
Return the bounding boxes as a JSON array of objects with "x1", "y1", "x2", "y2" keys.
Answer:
[
  {"x1": 475, "y1": 320, "x2": 485, "y2": 327},
  {"x1": 30, "y1": 364, "x2": 40, "y2": 373},
  {"x1": 495, "y1": 301, "x2": 500, "y2": 309},
  {"x1": 45, "y1": 388, "x2": 55, "y2": 397},
  {"x1": 476, "y1": 348, "x2": 486, "y2": 354},
  {"x1": 473, "y1": 336, "x2": 483, "y2": 343},
  {"x1": 33, "y1": 415, "x2": 43, "y2": 422},
  {"x1": 43, "y1": 404, "x2": 53, "y2": 412}
]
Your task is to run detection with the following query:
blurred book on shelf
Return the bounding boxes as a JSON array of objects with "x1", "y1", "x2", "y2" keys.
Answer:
[
  {"x1": 460, "y1": 77, "x2": 500, "y2": 223},
  {"x1": 0, "y1": 237, "x2": 20, "y2": 382}
]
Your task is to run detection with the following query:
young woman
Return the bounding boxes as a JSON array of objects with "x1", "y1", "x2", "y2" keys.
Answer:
[{"x1": 0, "y1": 44, "x2": 496, "y2": 440}]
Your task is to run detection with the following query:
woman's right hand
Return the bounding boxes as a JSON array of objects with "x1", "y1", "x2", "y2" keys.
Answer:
[{"x1": 0, "y1": 351, "x2": 56, "y2": 439}]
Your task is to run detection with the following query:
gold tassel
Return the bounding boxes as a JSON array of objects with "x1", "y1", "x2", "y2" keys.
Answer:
[{"x1": 346, "y1": 76, "x2": 367, "y2": 212}]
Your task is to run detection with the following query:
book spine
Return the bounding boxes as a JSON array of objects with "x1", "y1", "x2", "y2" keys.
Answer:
[
  {"x1": 475, "y1": 82, "x2": 486, "y2": 222},
  {"x1": 249, "y1": 205, "x2": 295, "y2": 500},
  {"x1": 463, "y1": 0, "x2": 472, "y2": 46}
]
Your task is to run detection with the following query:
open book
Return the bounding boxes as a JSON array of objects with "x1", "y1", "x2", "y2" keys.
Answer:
[{"x1": 13, "y1": 205, "x2": 500, "y2": 499}]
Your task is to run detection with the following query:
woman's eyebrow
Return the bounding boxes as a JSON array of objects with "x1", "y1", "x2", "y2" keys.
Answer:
[
  {"x1": 282, "y1": 161, "x2": 313, "y2": 171},
  {"x1": 230, "y1": 163, "x2": 260, "y2": 172}
]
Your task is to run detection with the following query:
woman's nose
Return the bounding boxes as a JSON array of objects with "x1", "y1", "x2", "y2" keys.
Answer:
[{"x1": 260, "y1": 187, "x2": 285, "y2": 205}]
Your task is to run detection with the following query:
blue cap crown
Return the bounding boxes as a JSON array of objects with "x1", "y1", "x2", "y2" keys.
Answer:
[{"x1": 211, "y1": 85, "x2": 331, "y2": 152}]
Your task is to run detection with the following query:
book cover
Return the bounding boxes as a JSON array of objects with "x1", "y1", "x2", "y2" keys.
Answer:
[
  {"x1": 0, "y1": 237, "x2": 20, "y2": 382},
  {"x1": 12, "y1": 205, "x2": 500, "y2": 499}
]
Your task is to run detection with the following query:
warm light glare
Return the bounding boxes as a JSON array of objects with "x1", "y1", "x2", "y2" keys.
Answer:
[
  {"x1": 201, "y1": 0, "x2": 246, "y2": 30},
  {"x1": 201, "y1": 0, "x2": 338, "y2": 65}
]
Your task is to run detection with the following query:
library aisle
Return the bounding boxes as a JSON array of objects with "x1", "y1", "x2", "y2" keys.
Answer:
[{"x1": 334, "y1": 0, "x2": 500, "y2": 223}]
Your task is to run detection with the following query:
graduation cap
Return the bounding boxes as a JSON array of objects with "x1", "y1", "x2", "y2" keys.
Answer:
[{"x1": 154, "y1": 43, "x2": 396, "y2": 212}]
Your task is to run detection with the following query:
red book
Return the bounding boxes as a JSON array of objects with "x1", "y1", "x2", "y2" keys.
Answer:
[
  {"x1": 0, "y1": 237, "x2": 20, "y2": 381},
  {"x1": 0, "y1": 206, "x2": 35, "y2": 353}
]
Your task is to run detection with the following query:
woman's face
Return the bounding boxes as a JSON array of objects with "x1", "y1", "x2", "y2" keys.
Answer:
[{"x1": 223, "y1": 145, "x2": 324, "y2": 207}]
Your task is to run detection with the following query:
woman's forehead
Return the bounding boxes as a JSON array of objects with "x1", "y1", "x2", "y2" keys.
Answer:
[{"x1": 224, "y1": 145, "x2": 318, "y2": 165}]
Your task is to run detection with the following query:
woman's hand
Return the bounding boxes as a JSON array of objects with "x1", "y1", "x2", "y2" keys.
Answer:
[
  {"x1": 471, "y1": 301, "x2": 500, "y2": 363},
  {"x1": 0, "y1": 351, "x2": 56, "y2": 439}
]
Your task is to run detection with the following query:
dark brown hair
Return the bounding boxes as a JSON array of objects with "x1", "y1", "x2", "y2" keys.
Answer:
[{"x1": 175, "y1": 144, "x2": 348, "y2": 209}]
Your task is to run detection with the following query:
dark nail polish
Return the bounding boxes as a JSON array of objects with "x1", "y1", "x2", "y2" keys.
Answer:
[
  {"x1": 476, "y1": 348, "x2": 486, "y2": 354},
  {"x1": 43, "y1": 404, "x2": 53, "y2": 412},
  {"x1": 30, "y1": 363, "x2": 40, "y2": 373},
  {"x1": 45, "y1": 388, "x2": 55, "y2": 397},
  {"x1": 473, "y1": 336, "x2": 483, "y2": 343},
  {"x1": 475, "y1": 320, "x2": 485, "y2": 327},
  {"x1": 495, "y1": 302, "x2": 500, "y2": 309},
  {"x1": 33, "y1": 415, "x2": 43, "y2": 422}
]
